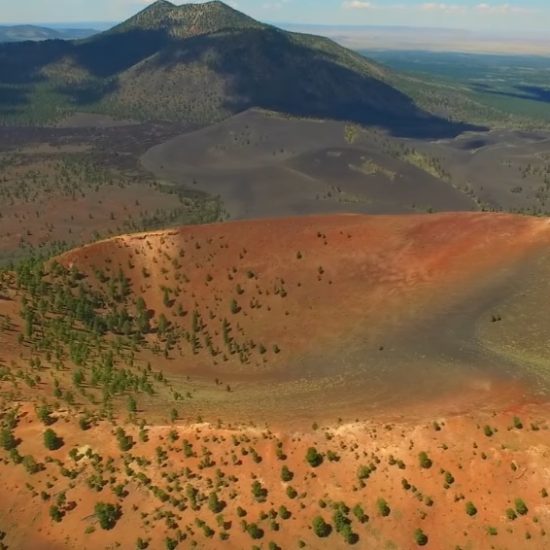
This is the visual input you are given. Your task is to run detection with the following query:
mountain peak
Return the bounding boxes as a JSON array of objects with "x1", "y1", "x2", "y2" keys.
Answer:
[
  {"x1": 139, "y1": 0, "x2": 175, "y2": 16},
  {"x1": 149, "y1": 0, "x2": 175, "y2": 7},
  {"x1": 110, "y1": 0, "x2": 266, "y2": 38}
]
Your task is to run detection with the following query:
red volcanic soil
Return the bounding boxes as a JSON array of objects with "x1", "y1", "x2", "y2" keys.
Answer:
[
  {"x1": 61, "y1": 212, "x2": 550, "y2": 353},
  {"x1": 56, "y1": 212, "x2": 550, "y2": 422},
  {"x1": 1, "y1": 402, "x2": 550, "y2": 550},
  {"x1": 2, "y1": 213, "x2": 550, "y2": 549}
]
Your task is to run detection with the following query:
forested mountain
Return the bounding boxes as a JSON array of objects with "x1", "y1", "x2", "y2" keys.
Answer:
[{"x1": 0, "y1": 1, "x2": 475, "y2": 136}]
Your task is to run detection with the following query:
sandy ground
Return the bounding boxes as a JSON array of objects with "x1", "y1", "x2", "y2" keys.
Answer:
[
  {"x1": 2, "y1": 212, "x2": 550, "y2": 549},
  {"x1": 1, "y1": 402, "x2": 550, "y2": 549},
  {"x1": 55, "y1": 212, "x2": 550, "y2": 423}
]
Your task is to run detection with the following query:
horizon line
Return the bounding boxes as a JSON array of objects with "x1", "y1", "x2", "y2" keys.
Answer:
[{"x1": 0, "y1": 20, "x2": 536, "y2": 33}]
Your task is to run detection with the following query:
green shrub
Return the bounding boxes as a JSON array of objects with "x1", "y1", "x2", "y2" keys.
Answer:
[
  {"x1": 115, "y1": 428, "x2": 133, "y2": 452},
  {"x1": 352, "y1": 504, "x2": 367, "y2": 523},
  {"x1": 79, "y1": 417, "x2": 90, "y2": 431},
  {"x1": 306, "y1": 447, "x2": 323, "y2": 467},
  {"x1": 0, "y1": 428, "x2": 16, "y2": 451},
  {"x1": 515, "y1": 498, "x2": 528, "y2": 516},
  {"x1": 418, "y1": 452, "x2": 432, "y2": 469},
  {"x1": 94, "y1": 502, "x2": 121, "y2": 530},
  {"x1": 49, "y1": 505, "x2": 63, "y2": 522},
  {"x1": 246, "y1": 523, "x2": 264, "y2": 540},
  {"x1": 278, "y1": 505, "x2": 291, "y2": 520},
  {"x1": 312, "y1": 516, "x2": 332, "y2": 538},
  {"x1": 251, "y1": 481, "x2": 267, "y2": 502},
  {"x1": 281, "y1": 465, "x2": 294, "y2": 482},
  {"x1": 414, "y1": 528, "x2": 428, "y2": 546},
  {"x1": 327, "y1": 450, "x2": 340, "y2": 462},
  {"x1": 22, "y1": 455, "x2": 41, "y2": 474},
  {"x1": 208, "y1": 491, "x2": 224, "y2": 513},
  {"x1": 377, "y1": 498, "x2": 391, "y2": 517},
  {"x1": 506, "y1": 508, "x2": 517, "y2": 520},
  {"x1": 333, "y1": 508, "x2": 351, "y2": 533},
  {"x1": 127, "y1": 396, "x2": 137, "y2": 413},
  {"x1": 465, "y1": 501, "x2": 477, "y2": 516},
  {"x1": 286, "y1": 486, "x2": 297, "y2": 499},
  {"x1": 341, "y1": 523, "x2": 358, "y2": 544},
  {"x1": 36, "y1": 405, "x2": 55, "y2": 426},
  {"x1": 43, "y1": 428, "x2": 62, "y2": 451}
]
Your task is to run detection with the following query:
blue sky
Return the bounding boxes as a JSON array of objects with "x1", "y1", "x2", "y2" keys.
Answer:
[{"x1": 1, "y1": 0, "x2": 549, "y2": 32}]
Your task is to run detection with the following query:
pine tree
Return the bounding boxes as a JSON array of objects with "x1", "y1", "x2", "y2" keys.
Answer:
[
  {"x1": 43, "y1": 428, "x2": 62, "y2": 451},
  {"x1": 208, "y1": 491, "x2": 223, "y2": 513},
  {"x1": 0, "y1": 428, "x2": 16, "y2": 451},
  {"x1": 312, "y1": 516, "x2": 332, "y2": 537},
  {"x1": 94, "y1": 502, "x2": 121, "y2": 530},
  {"x1": 158, "y1": 313, "x2": 168, "y2": 335},
  {"x1": 127, "y1": 395, "x2": 137, "y2": 413}
]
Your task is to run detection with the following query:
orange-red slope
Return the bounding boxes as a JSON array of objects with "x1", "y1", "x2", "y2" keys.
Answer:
[{"x1": 60, "y1": 213, "x2": 550, "y2": 363}]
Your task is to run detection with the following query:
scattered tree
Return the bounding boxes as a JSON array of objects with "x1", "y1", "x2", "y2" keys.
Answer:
[
  {"x1": 515, "y1": 498, "x2": 528, "y2": 516},
  {"x1": 377, "y1": 498, "x2": 391, "y2": 517},
  {"x1": 43, "y1": 428, "x2": 62, "y2": 451},
  {"x1": 414, "y1": 528, "x2": 428, "y2": 546},
  {"x1": 418, "y1": 451, "x2": 432, "y2": 469},
  {"x1": 312, "y1": 516, "x2": 332, "y2": 538},
  {"x1": 306, "y1": 447, "x2": 323, "y2": 467},
  {"x1": 94, "y1": 502, "x2": 121, "y2": 530}
]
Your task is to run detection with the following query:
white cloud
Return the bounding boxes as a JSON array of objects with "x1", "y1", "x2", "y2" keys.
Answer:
[
  {"x1": 340, "y1": 2, "x2": 534, "y2": 16},
  {"x1": 474, "y1": 3, "x2": 534, "y2": 14},
  {"x1": 420, "y1": 3, "x2": 465, "y2": 12},
  {"x1": 342, "y1": 1, "x2": 373, "y2": 9},
  {"x1": 417, "y1": 3, "x2": 535, "y2": 15}
]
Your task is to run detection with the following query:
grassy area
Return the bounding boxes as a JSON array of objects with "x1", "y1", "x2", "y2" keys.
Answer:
[
  {"x1": 0, "y1": 144, "x2": 225, "y2": 266},
  {"x1": 363, "y1": 50, "x2": 550, "y2": 129}
]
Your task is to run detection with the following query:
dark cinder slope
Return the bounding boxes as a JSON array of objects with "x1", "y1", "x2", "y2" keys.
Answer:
[
  {"x1": 141, "y1": 109, "x2": 478, "y2": 218},
  {"x1": 0, "y1": 1, "x2": 478, "y2": 136}
]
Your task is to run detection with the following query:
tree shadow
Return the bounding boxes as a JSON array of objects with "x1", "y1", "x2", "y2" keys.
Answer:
[
  {"x1": 472, "y1": 82, "x2": 550, "y2": 104},
  {"x1": 56, "y1": 78, "x2": 118, "y2": 105},
  {"x1": 0, "y1": 40, "x2": 65, "y2": 84},
  {"x1": 0, "y1": 81, "x2": 33, "y2": 116},
  {"x1": 73, "y1": 29, "x2": 169, "y2": 77},
  {"x1": 0, "y1": 85, "x2": 29, "y2": 105}
]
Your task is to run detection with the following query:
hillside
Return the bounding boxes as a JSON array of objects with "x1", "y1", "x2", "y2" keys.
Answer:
[
  {"x1": 141, "y1": 109, "x2": 479, "y2": 219},
  {"x1": 4, "y1": 212, "x2": 550, "y2": 422},
  {"x1": 2, "y1": 213, "x2": 550, "y2": 548},
  {"x1": 0, "y1": 1, "x2": 476, "y2": 136}
]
